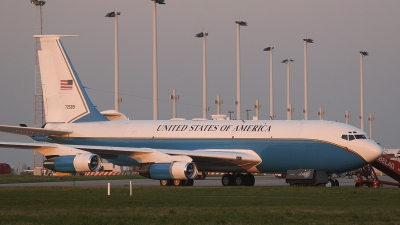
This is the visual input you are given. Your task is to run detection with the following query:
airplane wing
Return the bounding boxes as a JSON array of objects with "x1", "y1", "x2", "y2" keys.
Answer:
[
  {"x1": 0, "y1": 141, "x2": 261, "y2": 172},
  {"x1": 0, "y1": 125, "x2": 72, "y2": 137},
  {"x1": 68, "y1": 146, "x2": 262, "y2": 171}
]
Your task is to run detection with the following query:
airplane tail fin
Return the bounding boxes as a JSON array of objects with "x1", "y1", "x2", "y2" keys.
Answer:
[{"x1": 35, "y1": 35, "x2": 108, "y2": 123}]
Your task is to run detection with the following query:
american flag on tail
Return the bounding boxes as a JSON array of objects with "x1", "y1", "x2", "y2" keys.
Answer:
[{"x1": 60, "y1": 79, "x2": 73, "y2": 90}]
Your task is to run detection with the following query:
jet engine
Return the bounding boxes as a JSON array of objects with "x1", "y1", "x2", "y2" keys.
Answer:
[
  {"x1": 43, "y1": 153, "x2": 102, "y2": 173},
  {"x1": 139, "y1": 162, "x2": 198, "y2": 180}
]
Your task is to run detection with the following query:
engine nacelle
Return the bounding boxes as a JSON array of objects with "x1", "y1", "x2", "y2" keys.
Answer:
[
  {"x1": 139, "y1": 162, "x2": 198, "y2": 180},
  {"x1": 43, "y1": 154, "x2": 102, "y2": 173}
]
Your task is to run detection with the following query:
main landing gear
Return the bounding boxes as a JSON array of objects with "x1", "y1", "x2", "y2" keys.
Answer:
[
  {"x1": 325, "y1": 178, "x2": 340, "y2": 187},
  {"x1": 160, "y1": 179, "x2": 194, "y2": 186},
  {"x1": 221, "y1": 173, "x2": 255, "y2": 186}
]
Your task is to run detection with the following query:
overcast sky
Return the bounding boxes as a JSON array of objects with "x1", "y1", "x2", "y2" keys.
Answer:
[{"x1": 1, "y1": 1, "x2": 399, "y2": 169}]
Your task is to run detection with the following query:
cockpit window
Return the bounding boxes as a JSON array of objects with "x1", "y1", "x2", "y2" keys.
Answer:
[
  {"x1": 354, "y1": 134, "x2": 367, "y2": 139},
  {"x1": 341, "y1": 133, "x2": 368, "y2": 141}
]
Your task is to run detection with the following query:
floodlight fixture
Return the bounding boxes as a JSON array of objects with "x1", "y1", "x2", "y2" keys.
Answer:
[
  {"x1": 360, "y1": 51, "x2": 369, "y2": 56},
  {"x1": 105, "y1": 11, "x2": 121, "y2": 17},
  {"x1": 195, "y1": 32, "x2": 208, "y2": 38},
  {"x1": 31, "y1": 0, "x2": 45, "y2": 6},
  {"x1": 281, "y1": 59, "x2": 294, "y2": 63},
  {"x1": 152, "y1": 0, "x2": 165, "y2": 4},
  {"x1": 263, "y1": 47, "x2": 274, "y2": 52},
  {"x1": 303, "y1": 38, "x2": 314, "y2": 43},
  {"x1": 235, "y1": 21, "x2": 248, "y2": 26}
]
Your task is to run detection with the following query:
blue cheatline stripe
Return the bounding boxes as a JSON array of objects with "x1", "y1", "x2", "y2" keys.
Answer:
[{"x1": 53, "y1": 138, "x2": 366, "y2": 173}]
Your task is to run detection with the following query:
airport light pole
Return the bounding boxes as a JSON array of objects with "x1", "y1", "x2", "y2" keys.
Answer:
[
  {"x1": 195, "y1": 31, "x2": 208, "y2": 119},
  {"x1": 317, "y1": 107, "x2": 324, "y2": 120},
  {"x1": 105, "y1": 10, "x2": 121, "y2": 112},
  {"x1": 170, "y1": 89, "x2": 179, "y2": 118},
  {"x1": 152, "y1": 0, "x2": 165, "y2": 120},
  {"x1": 228, "y1": 111, "x2": 234, "y2": 120},
  {"x1": 263, "y1": 47, "x2": 275, "y2": 120},
  {"x1": 235, "y1": 21, "x2": 247, "y2": 120},
  {"x1": 368, "y1": 113, "x2": 374, "y2": 138},
  {"x1": 360, "y1": 51, "x2": 368, "y2": 130},
  {"x1": 245, "y1": 109, "x2": 252, "y2": 120},
  {"x1": 254, "y1": 100, "x2": 261, "y2": 120},
  {"x1": 303, "y1": 38, "x2": 313, "y2": 120},
  {"x1": 214, "y1": 95, "x2": 223, "y2": 115},
  {"x1": 345, "y1": 110, "x2": 351, "y2": 124},
  {"x1": 282, "y1": 58, "x2": 294, "y2": 120},
  {"x1": 31, "y1": 0, "x2": 46, "y2": 175}
]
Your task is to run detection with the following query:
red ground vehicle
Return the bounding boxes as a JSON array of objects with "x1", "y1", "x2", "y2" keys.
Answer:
[{"x1": 0, "y1": 163, "x2": 12, "y2": 175}]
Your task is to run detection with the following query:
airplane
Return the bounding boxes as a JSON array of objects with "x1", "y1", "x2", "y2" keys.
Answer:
[{"x1": 0, "y1": 35, "x2": 383, "y2": 186}]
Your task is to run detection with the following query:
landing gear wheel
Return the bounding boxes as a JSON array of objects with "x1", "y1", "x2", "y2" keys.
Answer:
[
  {"x1": 187, "y1": 179, "x2": 194, "y2": 186},
  {"x1": 234, "y1": 174, "x2": 246, "y2": 186},
  {"x1": 325, "y1": 179, "x2": 335, "y2": 187},
  {"x1": 334, "y1": 179, "x2": 339, "y2": 187},
  {"x1": 245, "y1": 173, "x2": 255, "y2": 186},
  {"x1": 174, "y1": 180, "x2": 185, "y2": 186},
  {"x1": 222, "y1": 174, "x2": 233, "y2": 186},
  {"x1": 355, "y1": 182, "x2": 361, "y2": 187},
  {"x1": 160, "y1": 179, "x2": 172, "y2": 186}
]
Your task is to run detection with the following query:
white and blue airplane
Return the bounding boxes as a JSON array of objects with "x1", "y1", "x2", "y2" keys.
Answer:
[{"x1": 0, "y1": 35, "x2": 383, "y2": 186}]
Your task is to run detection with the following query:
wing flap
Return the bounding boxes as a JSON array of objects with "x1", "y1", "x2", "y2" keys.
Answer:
[
  {"x1": 67, "y1": 145, "x2": 154, "y2": 156},
  {"x1": 160, "y1": 149, "x2": 262, "y2": 173}
]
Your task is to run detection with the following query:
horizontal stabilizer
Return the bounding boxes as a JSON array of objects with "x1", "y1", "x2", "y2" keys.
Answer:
[{"x1": 0, "y1": 125, "x2": 72, "y2": 137}]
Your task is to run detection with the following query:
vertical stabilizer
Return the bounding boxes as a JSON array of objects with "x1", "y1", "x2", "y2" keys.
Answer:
[{"x1": 35, "y1": 35, "x2": 108, "y2": 123}]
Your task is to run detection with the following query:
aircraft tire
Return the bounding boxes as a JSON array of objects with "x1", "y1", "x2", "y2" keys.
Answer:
[
  {"x1": 174, "y1": 180, "x2": 185, "y2": 186},
  {"x1": 222, "y1": 174, "x2": 233, "y2": 186},
  {"x1": 245, "y1": 173, "x2": 255, "y2": 186},
  {"x1": 334, "y1": 179, "x2": 339, "y2": 187},
  {"x1": 234, "y1": 174, "x2": 245, "y2": 186},
  {"x1": 355, "y1": 182, "x2": 361, "y2": 187},
  {"x1": 325, "y1": 179, "x2": 335, "y2": 187},
  {"x1": 160, "y1": 179, "x2": 172, "y2": 186},
  {"x1": 187, "y1": 179, "x2": 194, "y2": 186}
]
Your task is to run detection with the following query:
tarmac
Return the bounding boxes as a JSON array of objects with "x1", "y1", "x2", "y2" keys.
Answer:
[{"x1": 0, "y1": 174, "x2": 398, "y2": 188}]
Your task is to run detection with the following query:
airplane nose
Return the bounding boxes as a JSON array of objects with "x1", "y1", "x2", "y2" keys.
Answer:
[{"x1": 362, "y1": 140, "x2": 383, "y2": 163}]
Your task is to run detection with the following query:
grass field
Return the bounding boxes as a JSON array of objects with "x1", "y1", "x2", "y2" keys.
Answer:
[
  {"x1": 0, "y1": 174, "x2": 144, "y2": 184},
  {"x1": 0, "y1": 185, "x2": 399, "y2": 225}
]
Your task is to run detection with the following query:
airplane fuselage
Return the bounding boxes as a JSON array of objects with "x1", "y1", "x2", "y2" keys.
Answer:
[{"x1": 43, "y1": 119, "x2": 381, "y2": 174}]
